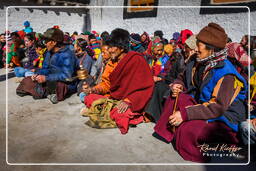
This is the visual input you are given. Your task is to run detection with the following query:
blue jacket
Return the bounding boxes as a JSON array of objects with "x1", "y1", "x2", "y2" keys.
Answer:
[
  {"x1": 35, "y1": 46, "x2": 77, "y2": 82},
  {"x1": 200, "y1": 60, "x2": 248, "y2": 132}
]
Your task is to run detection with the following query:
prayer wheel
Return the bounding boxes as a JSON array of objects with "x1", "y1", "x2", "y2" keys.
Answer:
[{"x1": 77, "y1": 69, "x2": 89, "y2": 80}]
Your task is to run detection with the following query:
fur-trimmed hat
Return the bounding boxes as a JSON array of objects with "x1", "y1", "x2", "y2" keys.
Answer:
[
  {"x1": 107, "y1": 28, "x2": 130, "y2": 52},
  {"x1": 196, "y1": 22, "x2": 227, "y2": 49},
  {"x1": 43, "y1": 28, "x2": 64, "y2": 43}
]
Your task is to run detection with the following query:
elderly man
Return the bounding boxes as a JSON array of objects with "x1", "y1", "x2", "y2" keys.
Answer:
[{"x1": 83, "y1": 28, "x2": 154, "y2": 134}]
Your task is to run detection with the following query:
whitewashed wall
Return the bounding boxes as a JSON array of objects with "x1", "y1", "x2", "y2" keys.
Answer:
[
  {"x1": 90, "y1": 0, "x2": 255, "y2": 42},
  {"x1": 5, "y1": 8, "x2": 86, "y2": 34},
  {"x1": 0, "y1": 0, "x2": 255, "y2": 43}
]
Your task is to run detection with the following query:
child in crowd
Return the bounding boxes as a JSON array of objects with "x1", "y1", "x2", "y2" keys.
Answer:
[
  {"x1": 14, "y1": 33, "x2": 38, "y2": 78},
  {"x1": 33, "y1": 40, "x2": 47, "y2": 69}
]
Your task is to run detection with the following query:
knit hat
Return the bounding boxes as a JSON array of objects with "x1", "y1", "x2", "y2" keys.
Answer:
[
  {"x1": 180, "y1": 29, "x2": 193, "y2": 45},
  {"x1": 164, "y1": 44, "x2": 174, "y2": 55},
  {"x1": 53, "y1": 25, "x2": 60, "y2": 29},
  {"x1": 151, "y1": 36, "x2": 162, "y2": 50},
  {"x1": 185, "y1": 34, "x2": 197, "y2": 50},
  {"x1": 196, "y1": 22, "x2": 227, "y2": 49},
  {"x1": 130, "y1": 33, "x2": 141, "y2": 44},
  {"x1": 23, "y1": 21, "x2": 30, "y2": 27},
  {"x1": 172, "y1": 32, "x2": 180, "y2": 41},
  {"x1": 91, "y1": 30, "x2": 98, "y2": 35},
  {"x1": 43, "y1": 28, "x2": 64, "y2": 43}
]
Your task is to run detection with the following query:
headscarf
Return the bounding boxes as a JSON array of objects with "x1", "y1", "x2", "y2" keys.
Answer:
[
  {"x1": 144, "y1": 36, "x2": 162, "y2": 57},
  {"x1": 164, "y1": 44, "x2": 174, "y2": 56},
  {"x1": 141, "y1": 31, "x2": 150, "y2": 47},
  {"x1": 226, "y1": 42, "x2": 251, "y2": 67}
]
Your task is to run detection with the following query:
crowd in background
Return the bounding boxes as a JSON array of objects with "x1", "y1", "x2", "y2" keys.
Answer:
[{"x1": 1, "y1": 20, "x2": 256, "y2": 163}]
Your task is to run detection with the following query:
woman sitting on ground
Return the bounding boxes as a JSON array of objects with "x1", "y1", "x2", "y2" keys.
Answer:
[
  {"x1": 14, "y1": 33, "x2": 38, "y2": 78},
  {"x1": 154, "y1": 23, "x2": 248, "y2": 163}
]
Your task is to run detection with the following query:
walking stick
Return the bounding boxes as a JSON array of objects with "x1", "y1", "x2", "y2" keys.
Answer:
[{"x1": 168, "y1": 92, "x2": 179, "y2": 133}]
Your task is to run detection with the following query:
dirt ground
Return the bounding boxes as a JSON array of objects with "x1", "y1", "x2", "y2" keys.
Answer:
[{"x1": 0, "y1": 68, "x2": 255, "y2": 171}]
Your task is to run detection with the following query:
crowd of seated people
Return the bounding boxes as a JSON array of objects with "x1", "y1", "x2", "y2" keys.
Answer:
[{"x1": 1, "y1": 20, "x2": 255, "y2": 163}]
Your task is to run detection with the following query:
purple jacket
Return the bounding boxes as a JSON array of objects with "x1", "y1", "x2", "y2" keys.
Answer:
[{"x1": 21, "y1": 46, "x2": 38, "y2": 69}]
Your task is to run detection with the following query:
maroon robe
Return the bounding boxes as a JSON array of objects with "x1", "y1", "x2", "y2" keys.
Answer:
[
  {"x1": 109, "y1": 51, "x2": 154, "y2": 112},
  {"x1": 154, "y1": 93, "x2": 239, "y2": 163},
  {"x1": 83, "y1": 51, "x2": 154, "y2": 134}
]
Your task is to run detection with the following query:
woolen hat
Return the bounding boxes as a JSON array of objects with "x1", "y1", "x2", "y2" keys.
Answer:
[
  {"x1": 23, "y1": 21, "x2": 30, "y2": 27},
  {"x1": 196, "y1": 22, "x2": 227, "y2": 49},
  {"x1": 185, "y1": 34, "x2": 197, "y2": 50},
  {"x1": 172, "y1": 32, "x2": 180, "y2": 41}
]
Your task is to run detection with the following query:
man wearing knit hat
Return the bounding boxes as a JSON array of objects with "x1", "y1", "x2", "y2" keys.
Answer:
[
  {"x1": 155, "y1": 22, "x2": 248, "y2": 163},
  {"x1": 130, "y1": 33, "x2": 145, "y2": 53}
]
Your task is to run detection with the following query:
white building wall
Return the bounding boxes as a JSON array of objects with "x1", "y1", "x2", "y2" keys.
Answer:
[
  {"x1": 5, "y1": 7, "x2": 86, "y2": 34},
  {"x1": 0, "y1": 0, "x2": 255, "y2": 42},
  {"x1": 90, "y1": 0, "x2": 255, "y2": 42}
]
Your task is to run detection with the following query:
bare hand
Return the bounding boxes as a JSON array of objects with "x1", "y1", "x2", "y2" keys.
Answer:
[
  {"x1": 251, "y1": 118, "x2": 256, "y2": 130},
  {"x1": 35, "y1": 75, "x2": 46, "y2": 83},
  {"x1": 31, "y1": 74, "x2": 38, "y2": 81},
  {"x1": 169, "y1": 111, "x2": 183, "y2": 126},
  {"x1": 117, "y1": 101, "x2": 130, "y2": 113},
  {"x1": 153, "y1": 76, "x2": 162, "y2": 82},
  {"x1": 170, "y1": 84, "x2": 183, "y2": 97}
]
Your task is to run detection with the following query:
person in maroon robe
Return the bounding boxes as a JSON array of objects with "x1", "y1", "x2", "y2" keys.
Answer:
[{"x1": 84, "y1": 28, "x2": 154, "y2": 134}]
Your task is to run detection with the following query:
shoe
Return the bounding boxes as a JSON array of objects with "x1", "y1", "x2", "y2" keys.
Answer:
[{"x1": 47, "y1": 94, "x2": 58, "y2": 104}]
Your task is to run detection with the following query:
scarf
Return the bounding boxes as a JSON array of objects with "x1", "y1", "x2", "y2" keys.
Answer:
[
  {"x1": 226, "y1": 42, "x2": 251, "y2": 67},
  {"x1": 196, "y1": 48, "x2": 227, "y2": 73},
  {"x1": 131, "y1": 43, "x2": 142, "y2": 51}
]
